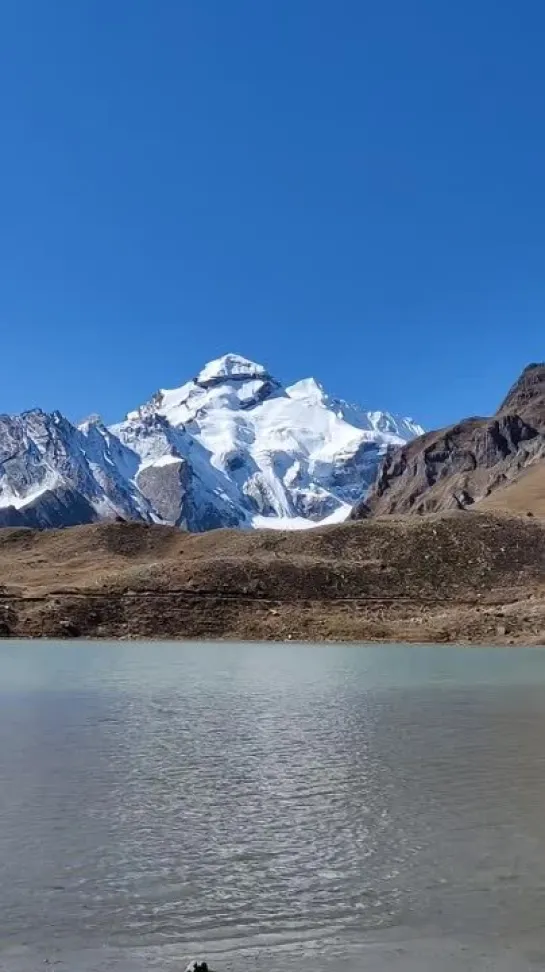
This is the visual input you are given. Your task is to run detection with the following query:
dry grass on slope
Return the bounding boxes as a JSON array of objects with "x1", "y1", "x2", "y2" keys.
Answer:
[
  {"x1": 478, "y1": 462, "x2": 545, "y2": 518},
  {"x1": 1, "y1": 511, "x2": 545, "y2": 644},
  {"x1": 1, "y1": 512, "x2": 545, "y2": 598}
]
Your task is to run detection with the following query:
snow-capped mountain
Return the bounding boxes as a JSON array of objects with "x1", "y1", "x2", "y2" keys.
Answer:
[{"x1": 0, "y1": 354, "x2": 423, "y2": 531}]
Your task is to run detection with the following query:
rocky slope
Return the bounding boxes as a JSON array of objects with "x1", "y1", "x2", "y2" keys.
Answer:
[
  {"x1": 351, "y1": 363, "x2": 545, "y2": 519},
  {"x1": 0, "y1": 354, "x2": 422, "y2": 531}
]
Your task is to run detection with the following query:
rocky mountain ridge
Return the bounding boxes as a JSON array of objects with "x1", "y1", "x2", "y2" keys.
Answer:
[{"x1": 351, "y1": 363, "x2": 545, "y2": 519}]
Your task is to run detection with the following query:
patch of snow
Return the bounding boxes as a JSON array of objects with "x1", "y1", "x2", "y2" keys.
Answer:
[
  {"x1": 252, "y1": 504, "x2": 351, "y2": 530},
  {"x1": 285, "y1": 376, "x2": 327, "y2": 404},
  {"x1": 151, "y1": 454, "x2": 182, "y2": 467},
  {"x1": 0, "y1": 482, "x2": 54, "y2": 510}
]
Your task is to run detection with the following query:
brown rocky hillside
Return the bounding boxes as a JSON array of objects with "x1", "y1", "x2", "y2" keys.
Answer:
[
  {"x1": 351, "y1": 363, "x2": 545, "y2": 519},
  {"x1": 1, "y1": 513, "x2": 545, "y2": 645}
]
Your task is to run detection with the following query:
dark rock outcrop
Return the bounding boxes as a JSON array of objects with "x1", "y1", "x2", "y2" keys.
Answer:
[{"x1": 497, "y1": 362, "x2": 545, "y2": 426}]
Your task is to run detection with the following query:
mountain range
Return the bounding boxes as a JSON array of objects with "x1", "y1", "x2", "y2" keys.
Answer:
[
  {"x1": 5, "y1": 361, "x2": 545, "y2": 647},
  {"x1": 0, "y1": 353, "x2": 423, "y2": 531}
]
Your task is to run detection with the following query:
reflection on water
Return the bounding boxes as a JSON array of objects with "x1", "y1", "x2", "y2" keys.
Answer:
[{"x1": 1, "y1": 641, "x2": 545, "y2": 971}]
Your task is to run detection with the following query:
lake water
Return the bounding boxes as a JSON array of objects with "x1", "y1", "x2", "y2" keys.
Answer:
[{"x1": 2, "y1": 642, "x2": 545, "y2": 972}]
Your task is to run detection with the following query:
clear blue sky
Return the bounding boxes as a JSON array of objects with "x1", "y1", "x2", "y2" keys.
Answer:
[{"x1": 1, "y1": 0, "x2": 545, "y2": 429}]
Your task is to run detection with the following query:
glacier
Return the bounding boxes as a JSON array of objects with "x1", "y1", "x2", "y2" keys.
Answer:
[{"x1": 0, "y1": 354, "x2": 423, "y2": 531}]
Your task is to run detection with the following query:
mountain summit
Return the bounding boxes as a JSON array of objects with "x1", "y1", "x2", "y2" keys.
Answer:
[{"x1": 0, "y1": 354, "x2": 422, "y2": 531}]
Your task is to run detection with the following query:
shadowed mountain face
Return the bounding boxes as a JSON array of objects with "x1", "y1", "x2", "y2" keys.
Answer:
[
  {"x1": 351, "y1": 364, "x2": 545, "y2": 519},
  {"x1": 0, "y1": 486, "x2": 97, "y2": 529}
]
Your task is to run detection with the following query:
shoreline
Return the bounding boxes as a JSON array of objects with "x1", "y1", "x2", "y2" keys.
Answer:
[
  {"x1": 2, "y1": 928, "x2": 545, "y2": 972},
  {"x1": 4, "y1": 602, "x2": 545, "y2": 648}
]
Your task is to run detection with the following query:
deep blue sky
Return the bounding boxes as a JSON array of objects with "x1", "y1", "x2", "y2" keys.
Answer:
[{"x1": 1, "y1": 0, "x2": 545, "y2": 428}]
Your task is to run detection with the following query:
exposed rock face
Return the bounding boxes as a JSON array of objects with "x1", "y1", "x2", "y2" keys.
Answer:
[
  {"x1": 351, "y1": 364, "x2": 545, "y2": 519},
  {"x1": 0, "y1": 409, "x2": 149, "y2": 529},
  {"x1": 497, "y1": 362, "x2": 545, "y2": 425},
  {"x1": 136, "y1": 458, "x2": 190, "y2": 526}
]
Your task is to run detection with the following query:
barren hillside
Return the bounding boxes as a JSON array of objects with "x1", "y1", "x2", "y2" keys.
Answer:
[
  {"x1": 1, "y1": 513, "x2": 545, "y2": 645},
  {"x1": 351, "y1": 364, "x2": 545, "y2": 519}
]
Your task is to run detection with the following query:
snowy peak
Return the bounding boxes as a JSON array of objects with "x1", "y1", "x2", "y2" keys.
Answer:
[
  {"x1": 78, "y1": 413, "x2": 106, "y2": 433},
  {"x1": 111, "y1": 353, "x2": 424, "y2": 529},
  {"x1": 331, "y1": 401, "x2": 424, "y2": 442},
  {"x1": 141, "y1": 354, "x2": 283, "y2": 428},
  {"x1": 286, "y1": 377, "x2": 327, "y2": 404},
  {"x1": 195, "y1": 353, "x2": 272, "y2": 387},
  {"x1": 0, "y1": 353, "x2": 423, "y2": 532}
]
